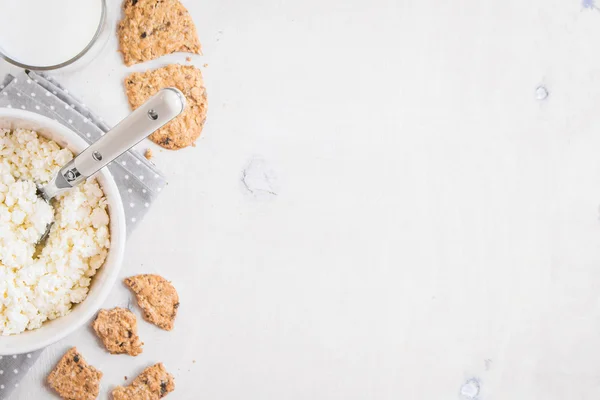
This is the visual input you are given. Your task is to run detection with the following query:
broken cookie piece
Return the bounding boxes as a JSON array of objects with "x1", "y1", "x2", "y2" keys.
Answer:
[
  {"x1": 124, "y1": 274, "x2": 180, "y2": 330},
  {"x1": 118, "y1": 0, "x2": 201, "y2": 66},
  {"x1": 113, "y1": 363, "x2": 175, "y2": 399},
  {"x1": 47, "y1": 347, "x2": 102, "y2": 400},
  {"x1": 92, "y1": 307, "x2": 144, "y2": 356},
  {"x1": 125, "y1": 64, "x2": 208, "y2": 150}
]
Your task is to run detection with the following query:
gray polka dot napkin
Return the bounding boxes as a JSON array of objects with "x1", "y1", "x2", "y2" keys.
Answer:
[{"x1": 0, "y1": 70, "x2": 167, "y2": 399}]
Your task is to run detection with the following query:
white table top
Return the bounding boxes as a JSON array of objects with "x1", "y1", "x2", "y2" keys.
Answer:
[{"x1": 6, "y1": 0, "x2": 600, "y2": 398}]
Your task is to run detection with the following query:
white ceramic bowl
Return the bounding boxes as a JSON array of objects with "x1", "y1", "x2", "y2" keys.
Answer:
[{"x1": 0, "y1": 109, "x2": 126, "y2": 355}]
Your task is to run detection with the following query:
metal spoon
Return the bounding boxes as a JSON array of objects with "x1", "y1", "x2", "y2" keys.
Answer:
[{"x1": 35, "y1": 87, "x2": 186, "y2": 247}]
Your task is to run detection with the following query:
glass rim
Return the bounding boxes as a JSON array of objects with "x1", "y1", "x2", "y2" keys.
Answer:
[{"x1": 0, "y1": 0, "x2": 107, "y2": 71}]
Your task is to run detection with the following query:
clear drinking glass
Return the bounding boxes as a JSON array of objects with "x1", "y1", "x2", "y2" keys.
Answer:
[{"x1": 0, "y1": 0, "x2": 109, "y2": 72}]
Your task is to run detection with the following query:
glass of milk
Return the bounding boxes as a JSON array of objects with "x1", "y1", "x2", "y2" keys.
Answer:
[{"x1": 0, "y1": 0, "x2": 107, "y2": 70}]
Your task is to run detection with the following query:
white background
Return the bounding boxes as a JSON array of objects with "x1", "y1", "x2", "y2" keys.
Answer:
[{"x1": 5, "y1": 0, "x2": 600, "y2": 398}]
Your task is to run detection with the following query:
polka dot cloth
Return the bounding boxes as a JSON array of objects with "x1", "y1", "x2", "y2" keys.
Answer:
[
  {"x1": 0, "y1": 353, "x2": 38, "y2": 399},
  {"x1": 0, "y1": 71, "x2": 168, "y2": 399}
]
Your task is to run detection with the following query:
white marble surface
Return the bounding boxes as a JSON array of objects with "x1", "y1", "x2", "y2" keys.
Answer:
[{"x1": 6, "y1": 0, "x2": 600, "y2": 398}]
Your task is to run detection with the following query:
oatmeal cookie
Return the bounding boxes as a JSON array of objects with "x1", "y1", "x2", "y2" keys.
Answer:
[
  {"x1": 118, "y1": 0, "x2": 201, "y2": 66},
  {"x1": 112, "y1": 363, "x2": 175, "y2": 399},
  {"x1": 92, "y1": 307, "x2": 144, "y2": 356},
  {"x1": 124, "y1": 64, "x2": 207, "y2": 150},
  {"x1": 124, "y1": 274, "x2": 179, "y2": 330},
  {"x1": 47, "y1": 347, "x2": 102, "y2": 400}
]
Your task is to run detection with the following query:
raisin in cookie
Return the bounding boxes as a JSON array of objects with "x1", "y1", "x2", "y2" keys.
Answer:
[
  {"x1": 92, "y1": 307, "x2": 144, "y2": 356},
  {"x1": 113, "y1": 363, "x2": 175, "y2": 399},
  {"x1": 47, "y1": 347, "x2": 102, "y2": 400},
  {"x1": 118, "y1": 0, "x2": 201, "y2": 66},
  {"x1": 125, "y1": 64, "x2": 207, "y2": 150},
  {"x1": 124, "y1": 274, "x2": 180, "y2": 330}
]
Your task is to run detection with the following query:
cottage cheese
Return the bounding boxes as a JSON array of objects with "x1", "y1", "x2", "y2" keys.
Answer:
[{"x1": 0, "y1": 128, "x2": 110, "y2": 335}]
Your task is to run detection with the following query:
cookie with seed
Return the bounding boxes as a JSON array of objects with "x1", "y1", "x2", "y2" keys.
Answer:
[
  {"x1": 92, "y1": 307, "x2": 144, "y2": 356},
  {"x1": 112, "y1": 363, "x2": 175, "y2": 399},
  {"x1": 125, "y1": 64, "x2": 208, "y2": 150},
  {"x1": 47, "y1": 347, "x2": 103, "y2": 400},
  {"x1": 124, "y1": 274, "x2": 179, "y2": 330},
  {"x1": 118, "y1": 0, "x2": 201, "y2": 66}
]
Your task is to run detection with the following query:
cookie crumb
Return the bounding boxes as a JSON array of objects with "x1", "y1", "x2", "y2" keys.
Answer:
[
  {"x1": 92, "y1": 307, "x2": 143, "y2": 356},
  {"x1": 186, "y1": 56, "x2": 192, "y2": 62},
  {"x1": 192, "y1": 360, "x2": 196, "y2": 363},
  {"x1": 203, "y1": 63, "x2": 208, "y2": 67},
  {"x1": 145, "y1": 148, "x2": 153, "y2": 160},
  {"x1": 124, "y1": 376, "x2": 128, "y2": 380},
  {"x1": 118, "y1": 0, "x2": 202, "y2": 66},
  {"x1": 124, "y1": 65, "x2": 207, "y2": 150},
  {"x1": 113, "y1": 363, "x2": 175, "y2": 399},
  {"x1": 124, "y1": 274, "x2": 180, "y2": 330},
  {"x1": 47, "y1": 348, "x2": 102, "y2": 400}
]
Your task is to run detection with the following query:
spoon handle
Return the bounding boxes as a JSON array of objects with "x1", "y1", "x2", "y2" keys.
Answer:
[{"x1": 58, "y1": 88, "x2": 185, "y2": 188}]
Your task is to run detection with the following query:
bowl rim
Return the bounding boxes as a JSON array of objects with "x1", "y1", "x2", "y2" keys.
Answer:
[{"x1": 0, "y1": 108, "x2": 126, "y2": 354}]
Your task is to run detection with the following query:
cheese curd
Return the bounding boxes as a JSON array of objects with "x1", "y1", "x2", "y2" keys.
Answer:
[{"x1": 0, "y1": 128, "x2": 110, "y2": 335}]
